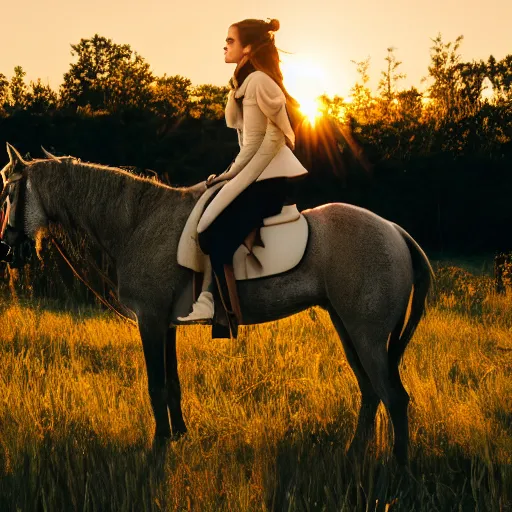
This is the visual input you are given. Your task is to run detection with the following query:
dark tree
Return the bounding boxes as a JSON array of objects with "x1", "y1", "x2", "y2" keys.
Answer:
[
  {"x1": 151, "y1": 74, "x2": 192, "y2": 118},
  {"x1": 347, "y1": 57, "x2": 374, "y2": 124},
  {"x1": 189, "y1": 84, "x2": 230, "y2": 120},
  {"x1": 455, "y1": 60, "x2": 487, "y2": 108},
  {"x1": 487, "y1": 54, "x2": 512, "y2": 104},
  {"x1": 0, "y1": 73, "x2": 8, "y2": 109},
  {"x1": 26, "y1": 79, "x2": 58, "y2": 114},
  {"x1": 60, "y1": 34, "x2": 154, "y2": 112},
  {"x1": 424, "y1": 33, "x2": 464, "y2": 117},
  {"x1": 396, "y1": 87, "x2": 423, "y2": 124},
  {"x1": 9, "y1": 66, "x2": 28, "y2": 110},
  {"x1": 377, "y1": 47, "x2": 406, "y2": 121}
]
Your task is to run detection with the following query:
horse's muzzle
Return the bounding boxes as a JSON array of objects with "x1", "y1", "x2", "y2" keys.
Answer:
[
  {"x1": 0, "y1": 240, "x2": 13, "y2": 263},
  {"x1": 1, "y1": 227, "x2": 32, "y2": 268}
]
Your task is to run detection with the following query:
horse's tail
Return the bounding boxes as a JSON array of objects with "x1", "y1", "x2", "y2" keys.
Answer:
[{"x1": 388, "y1": 223, "x2": 435, "y2": 366}]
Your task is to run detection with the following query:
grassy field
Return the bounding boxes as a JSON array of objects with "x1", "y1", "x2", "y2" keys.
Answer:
[{"x1": 0, "y1": 266, "x2": 510, "y2": 511}]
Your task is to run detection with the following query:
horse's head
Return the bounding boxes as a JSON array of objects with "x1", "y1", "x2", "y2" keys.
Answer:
[
  {"x1": 0, "y1": 143, "x2": 31, "y2": 267},
  {"x1": 0, "y1": 144, "x2": 73, "y2": 268}
]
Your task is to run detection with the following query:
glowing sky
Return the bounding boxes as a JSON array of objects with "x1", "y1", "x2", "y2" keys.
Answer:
[{"x1": 1, "y1": 0, "x2": 510, "y2": 100}]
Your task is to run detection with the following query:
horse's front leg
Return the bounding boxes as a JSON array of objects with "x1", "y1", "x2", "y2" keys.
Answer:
[
  {"x1": 166, "y1": 326, "x2": 187, "y2": 439},
  {"x1": 138, "y1": 312, "x2": 172, "y2": 441}
]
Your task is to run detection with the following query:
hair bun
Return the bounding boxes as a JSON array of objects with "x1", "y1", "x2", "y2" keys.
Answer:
[{"x1": 267, "y1": 18, "x2": 280, "y2": 32}]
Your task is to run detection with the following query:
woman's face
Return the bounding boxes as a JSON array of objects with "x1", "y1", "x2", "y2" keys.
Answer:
[{"x1": 224, "y1": 26, "x2": 249, "y2": 64}]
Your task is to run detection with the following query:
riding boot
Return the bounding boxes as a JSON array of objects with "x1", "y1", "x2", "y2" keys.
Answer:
[
  {"x1": 176, "y1": 256, "x2": 214, "y2": 324},
  {"x1": 176, "y1": 290, "x2": 214, "y2": 324}
]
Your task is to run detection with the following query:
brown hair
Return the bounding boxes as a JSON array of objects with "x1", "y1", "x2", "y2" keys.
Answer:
[{"x1": 231, "y1": 18, "x2": 302, "y2": 123}]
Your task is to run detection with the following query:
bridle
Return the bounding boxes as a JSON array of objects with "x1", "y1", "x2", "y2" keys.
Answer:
[{"x1": 0, "y1": 167, "x2": 27, "y2": 240}]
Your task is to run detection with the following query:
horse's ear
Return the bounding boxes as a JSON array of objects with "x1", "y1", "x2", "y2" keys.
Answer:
[
  {"x1": 41, "y1": 146, "x2": 75, "y2": 164},
  {"x1": 41, "y1": 146, "x2": 62, "y2": 163},
  {"x1": 6, "y1": 143, "x2": 27, "y2": 169}
]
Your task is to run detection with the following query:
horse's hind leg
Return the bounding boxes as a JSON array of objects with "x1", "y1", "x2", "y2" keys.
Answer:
[
  {"x1": 166, "y1": 327, "x2": 187, "y2": 439},
  {"x1": 328, "y1": 310, "x2": 381, "y2": 458},
  {"x1": 385, "y1": 350, "x2": 410, "y2": 464},
  {"x1": 348, "y1": 323, "x2": 410, "y2": 464}
]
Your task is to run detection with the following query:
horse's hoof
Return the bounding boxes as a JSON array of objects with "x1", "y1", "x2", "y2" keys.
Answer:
[
  {"x1": 152, "y1": 435, "x2": 169, "y2": 447},
  {"x1": 346, "y1": 443, "x2": 367, "y2": 465},
  {"x1": 170, "y1": 429, "x2": 187, "y2": 442}
]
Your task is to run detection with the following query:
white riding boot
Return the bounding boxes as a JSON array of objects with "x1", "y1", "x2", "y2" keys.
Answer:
[
  {"x1": 176, "y1": 291, "x2": 214, "y2": 324},
  {"x1": 176, "y1": 256, "x2": 214, "y2": 324}
]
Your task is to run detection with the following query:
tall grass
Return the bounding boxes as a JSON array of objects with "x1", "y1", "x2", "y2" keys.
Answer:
[{"x1": 0, "y1": 267, "x2": 510, "y2": 510}]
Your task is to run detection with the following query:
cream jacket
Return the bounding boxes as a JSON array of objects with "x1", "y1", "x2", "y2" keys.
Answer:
[{"x1": 197, "y1": 71, "x2": 308, "y2": 234}]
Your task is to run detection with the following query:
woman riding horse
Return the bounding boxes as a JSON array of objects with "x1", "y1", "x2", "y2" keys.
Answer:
[{"x1": 177, "y1": 18, "x2": 308, "y2": 324}]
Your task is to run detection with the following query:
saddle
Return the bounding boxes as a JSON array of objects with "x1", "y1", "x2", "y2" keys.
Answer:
[
  {"x1": 176, "y1": 185, "x2": 309, "y2": 336},
  {"x1": 177, "y1": 186, "x2": 309, "y2": 281},
  {"x1": 232, "y1": 205, "x2": 308, "y2": 280}
]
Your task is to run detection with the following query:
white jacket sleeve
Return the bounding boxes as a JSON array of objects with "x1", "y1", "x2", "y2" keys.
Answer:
[{"x1": 214, "y1": 75, "x2": 288, "y2": 183}]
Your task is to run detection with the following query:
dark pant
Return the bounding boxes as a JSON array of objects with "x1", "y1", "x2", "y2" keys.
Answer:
[{"x1": 198, "y1": 178, "x2": 288, "y2": 277}]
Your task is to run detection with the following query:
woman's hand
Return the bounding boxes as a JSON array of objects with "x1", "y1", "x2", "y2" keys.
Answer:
[{"x1": 205, "y1": 174, "x2": 217, "y2": 188}]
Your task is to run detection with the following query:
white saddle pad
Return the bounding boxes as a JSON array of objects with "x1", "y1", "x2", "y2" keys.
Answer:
[
  {"x1": 233, "y1": 213, "x2": 308, "y2": 280},
  {"x1": 177, "y1": 193, "x2": 309, "y2": 280}
]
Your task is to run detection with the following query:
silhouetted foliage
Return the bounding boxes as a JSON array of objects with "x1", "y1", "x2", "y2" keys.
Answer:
[
  {"x1": 0, "y1": 73, "x2": 8, "y2": 113},
  {"x1": 189, "y1": 84, "x2": 230, "y2": 120},
  {"x1": 26, "y1": 79, "x2": 58, "y2": 114},
  {"x1": 487, "y1": 54, "x2": 512, "y2": 104},
  {"x1": 8, "y1": 66, "x2": 28, "y2": 111},
  {"x1": 60, "y1": 35, "x2": 154, "y2": 112},
  {"x1": 424, "y1": 34, "x2": 465, "y2": 117},
  {"x1": 150, "y1": 74, "x2": 192, "y2": 119},
  {"x1": 318, "y1": 93, "x2": 347, "y2": 120},
  {"x1": 377, "y1": 47, "x2": 406, "y2": 122},
  {"x1": 348, "y1": 57, "x2": 374, "y2": 124}
]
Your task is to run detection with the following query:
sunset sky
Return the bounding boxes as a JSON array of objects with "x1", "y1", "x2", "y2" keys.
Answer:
[{"x1": 1, "y1": 0, "x2": 510, "y2": 103}]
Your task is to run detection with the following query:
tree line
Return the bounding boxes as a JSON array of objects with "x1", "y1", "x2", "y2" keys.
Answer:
[
  {"x1": 0, "y1": 35, "x2": 229, "y2": 119},
  {"x1": 0, "y1": 33, "x2": 511, "y2": 257}
]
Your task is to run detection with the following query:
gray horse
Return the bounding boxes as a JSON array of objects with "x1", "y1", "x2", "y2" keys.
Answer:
[{"x1": 0, "y1": 144, "x2": 433, "y2": 464}]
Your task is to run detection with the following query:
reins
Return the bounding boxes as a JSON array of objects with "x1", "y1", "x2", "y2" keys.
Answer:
[{"x1": 50, "y1": 235, "x2": 137, "y2": 326}]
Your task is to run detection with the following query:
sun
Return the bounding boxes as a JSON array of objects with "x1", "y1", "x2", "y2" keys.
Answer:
[
  {"x1": 298, "y1": 97, "x2": 324, "y2": 125},
  {"x1": 281, "y1": 55, "x2": 330, "y2": 125}
]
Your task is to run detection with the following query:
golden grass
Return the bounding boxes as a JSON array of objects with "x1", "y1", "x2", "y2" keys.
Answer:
[{"x1": 0, "y1": 274, "x2": 510, "y2": 510}]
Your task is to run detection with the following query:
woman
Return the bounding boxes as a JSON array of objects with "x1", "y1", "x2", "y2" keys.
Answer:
[{"x1": 177, "y1": 18, "x2": 308, "y2": 324}]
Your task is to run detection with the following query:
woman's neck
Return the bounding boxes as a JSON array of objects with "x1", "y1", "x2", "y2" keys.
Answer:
[{"x1": 232, "y1": 60, "x2": 256, "y2": 89}]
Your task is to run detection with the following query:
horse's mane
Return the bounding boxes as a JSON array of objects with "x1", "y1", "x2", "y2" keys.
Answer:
[
  {"x1": 28, "y1": 158, "x2": 201, "y2": 237},
  {"x1": 43, "y1": 158, "x2": 191, "y2": 193}
]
